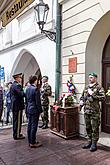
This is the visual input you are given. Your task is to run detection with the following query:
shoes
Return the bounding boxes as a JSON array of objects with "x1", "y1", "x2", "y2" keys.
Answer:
[
  {"x1": 29, "y1": 142, "x2": 42, "y2": 148},
  {"x1": 39, "y1": 124, "x2": 45, "y2": 128},
  {"x1": 19, "y1": 134, "x2": 25, "y2": 139},
  {"x1": 5, "y1": 122, "x2": 8, "y2": 125},
  {"x1": 90, "y1": 142, "x2": 97, "y2": 152},
  {"x1": 19, "y1": 134, "x2": 25, "y2": 137},
  {"x1": 82, "y1": 142, "x2": 92, "y2": 149},
  {"x1": 42, "y1": 125, "x2": 49, "y2": 129},
  {"x1": 14, "y1": 134, "x2": 25, "y2": 140}
]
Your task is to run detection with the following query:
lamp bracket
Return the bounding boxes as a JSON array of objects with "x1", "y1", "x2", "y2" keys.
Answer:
[{"x1": 41, "y1": 29, "x2": 56, "y2": 42}]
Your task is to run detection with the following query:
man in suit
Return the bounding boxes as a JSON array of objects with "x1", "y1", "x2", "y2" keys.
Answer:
[{"x1": 10, "y1": 73, "x2": 25, "y2": 140}]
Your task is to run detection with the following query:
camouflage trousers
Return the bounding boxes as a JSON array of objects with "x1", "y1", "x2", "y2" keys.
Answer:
[
  {"x1": 41, "y1": 106, "x2": 49, "y2": 126},
  {"x1": 84, "y1": 112, "x2": 100, "y2": 142}
]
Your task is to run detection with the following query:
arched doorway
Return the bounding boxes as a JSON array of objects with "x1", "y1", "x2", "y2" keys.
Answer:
[
  {"x1": 102, "y1": 35, "x2": 110, "y2": 133},
  {"x1": 85, "y1": 11, "x2": 110, "y2": 134},
  {"x1": 11, "y1": 49, "x2": 41, "y2": 85}
]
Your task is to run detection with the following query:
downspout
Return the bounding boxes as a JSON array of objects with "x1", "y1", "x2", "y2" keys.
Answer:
[{"x1": 55, "y1": 0, "x2": 62, "y2": 100}]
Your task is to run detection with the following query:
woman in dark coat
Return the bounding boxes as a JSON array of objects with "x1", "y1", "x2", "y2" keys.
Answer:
[{"x1": 25, "y1": 75, "x2": 42, "y2": 148}]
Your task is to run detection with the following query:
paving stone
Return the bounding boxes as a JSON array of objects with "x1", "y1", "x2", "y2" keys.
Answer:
[{"x1": 0, "y1": 126, "x2": 110, "y2": 165}]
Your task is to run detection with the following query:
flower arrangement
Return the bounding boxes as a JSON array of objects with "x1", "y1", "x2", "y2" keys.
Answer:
[
  {"x1": 65, "y1": 93, "x2": 74, "y2": 107},
  {"x1": 67, "y1": 76, "x2": 76, "y2": 96},
  {"x1": 54, "y1": 76, "x2": 77, "y2": 107},
  {"x1": 55, "y1": 94, "x2": 65, "y2": 106}
]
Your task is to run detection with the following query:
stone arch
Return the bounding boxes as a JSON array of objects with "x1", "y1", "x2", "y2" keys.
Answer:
[
  {"x1": 85, "y1": 11, "x2": 110, "y2": 84},
  {"x1": 11, "y1": 49, "x2": 41, "y2": 84}
]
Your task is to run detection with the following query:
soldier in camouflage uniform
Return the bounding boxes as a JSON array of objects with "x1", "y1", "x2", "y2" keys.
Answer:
[
  {"x1": 39, "y1": 76, "x2": 52, "y2": 129},
  {"x1": 80, "y1": 73, "x2": 105, "y2": 152}
]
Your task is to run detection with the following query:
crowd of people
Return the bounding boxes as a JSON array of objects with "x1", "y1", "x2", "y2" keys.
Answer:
[
  {"x1": 0, "y1": 73, "x2": 52, "y2": 148},
  {"x1": 0, "y1": 72, "x2": 106, "y2": 152}
]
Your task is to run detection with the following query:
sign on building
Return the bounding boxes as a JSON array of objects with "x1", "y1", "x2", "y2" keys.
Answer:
[
  {"x1": 68, "y1": 57, "x2": 77, "y2": 73},
  {"x1": 0, "y1": 67, "x2": 4, "y2": 80},
  {"x1": 1, "y1": 0, "x2": 34, "y2": 27}
]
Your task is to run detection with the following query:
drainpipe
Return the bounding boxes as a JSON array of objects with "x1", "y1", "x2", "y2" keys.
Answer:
[{"x1": 55, "y1": 0, "x2": 62, "y2": 100}]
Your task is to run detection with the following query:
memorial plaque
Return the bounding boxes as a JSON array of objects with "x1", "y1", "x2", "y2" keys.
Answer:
[{"x1": 69, "y1": 57, "x2": 77, "y2": 73}]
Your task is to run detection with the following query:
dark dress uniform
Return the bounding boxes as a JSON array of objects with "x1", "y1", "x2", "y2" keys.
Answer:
[
  {"x1": 26, "y1": 85, "x2": 42, "y2": 145},
  {"x1": 41, "y1": 82, "x2": 52, "y2": 128},
  {"x1": 10, "y1": 80, "x2": 25, "y2": 139}
]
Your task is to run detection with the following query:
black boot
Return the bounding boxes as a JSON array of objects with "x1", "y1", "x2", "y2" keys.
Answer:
[
  {"x1": 90, "y1": 141, "x2": 97, "y2": 152},
  {"x1": 42, "y1": 123, "x2": 49, "y2": 129},
  {"x1": 39, "y1": 123, "x2": 45, "y2": 128},
  {"x1": 82, "y1": 141, "x2": 92, "y2": 149}
]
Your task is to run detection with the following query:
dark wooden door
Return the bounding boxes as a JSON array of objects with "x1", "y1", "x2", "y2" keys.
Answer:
[
  {"x1": 102, "y1": 64, "x2": 110, "y2": 133},
  {"x1": 102, "y1": 35, "x2": 110, "y2": 133}
]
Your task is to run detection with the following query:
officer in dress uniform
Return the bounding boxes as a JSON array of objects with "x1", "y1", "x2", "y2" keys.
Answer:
[
  {"x1": 39, "y1": 76, "x2": 52, "y2": 129},
  {"x1": 80, "y1": 73, "x2": 105, "y2": 152},
  {"x1": 10, "y1": 73, "x2": 25, "y2": 140}
]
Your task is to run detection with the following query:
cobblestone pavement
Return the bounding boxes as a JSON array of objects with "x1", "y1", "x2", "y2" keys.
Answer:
[{"x1": 0, "y1": 125, "x2": 110, "y2": 165}]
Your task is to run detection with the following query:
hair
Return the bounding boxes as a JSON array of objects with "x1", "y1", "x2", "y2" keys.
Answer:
[
  {"x1": 42, "y1": 76, "x2": 48, "y2": 80},
  {"x1": 7, "y1": 82, "x2": 12, "y2": 85},
  {"x1": 29, "y1": 75, "x2": 38, "y2": 84}
]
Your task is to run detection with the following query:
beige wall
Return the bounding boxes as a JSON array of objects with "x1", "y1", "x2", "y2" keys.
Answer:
[
  {"x1": 86, "y1": 11, "x2": 110, "y2": 84},
  {"x1": 59, "y1": 0, "x2": 110, "y2": 136}
]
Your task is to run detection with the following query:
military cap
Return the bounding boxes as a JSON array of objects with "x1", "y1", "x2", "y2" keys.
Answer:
[
  {"x1": 89, "y1": 72, "x2": 97, "y2": 78},
  {"x1": 12, "y1": 73, "x2": 22, "y2": 79},
  {"x1": 42, "y1": 75, "x2": 48, "y2": 80}
]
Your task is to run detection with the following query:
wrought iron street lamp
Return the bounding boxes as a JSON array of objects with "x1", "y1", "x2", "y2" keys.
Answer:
[{"x1": 34, "y1": 0, "x2": 56, "y2": 42}]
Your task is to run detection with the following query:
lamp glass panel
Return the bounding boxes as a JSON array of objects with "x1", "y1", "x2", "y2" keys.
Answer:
[
  {"x1": 43, "y1": 10, "x2": 48, "y2": 23},
  {"x1": 39, "y1": 5, "x2": 45, "y2": 22}
]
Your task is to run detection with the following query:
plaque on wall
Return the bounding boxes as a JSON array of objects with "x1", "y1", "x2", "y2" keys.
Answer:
[{"x1": 69, "y1": 57, "x2": 77, "y2": 73}]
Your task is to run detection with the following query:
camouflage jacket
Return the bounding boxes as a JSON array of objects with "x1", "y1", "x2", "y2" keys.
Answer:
[
  {"x1": 80, "y1": 82, "x2": 105, "y2": 113},
  {"x1": 41, "y1": 83, "x2": 52, "y2": 106}
]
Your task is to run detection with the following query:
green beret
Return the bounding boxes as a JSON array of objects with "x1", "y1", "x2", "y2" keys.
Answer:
[{"x1": 89, "y1": 72, "x2": 97, "y2": 78}]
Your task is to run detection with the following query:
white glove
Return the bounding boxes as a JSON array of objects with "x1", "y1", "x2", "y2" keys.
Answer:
[
  {"x1": 41, "y1": 112, "x2": 44, "y2": 117},
  {"x1": 88, "y1": 88, "x2": 94, "y2": 95},
  {"x1": 80, "y1": 100, "x2": 84, "y2": 106}
]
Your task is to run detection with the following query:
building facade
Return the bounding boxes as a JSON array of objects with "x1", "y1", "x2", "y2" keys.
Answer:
[
  {"x1": 59, "y1": 0, "x2": 110, "y2": 146},
  {"x1": 0, "y1": 0, "x2": 56, "y2": 91}
]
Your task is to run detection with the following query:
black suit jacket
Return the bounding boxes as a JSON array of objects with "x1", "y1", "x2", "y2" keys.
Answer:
[{"x1": 10, "y1": 81, "x2": 25, "y2": 111}]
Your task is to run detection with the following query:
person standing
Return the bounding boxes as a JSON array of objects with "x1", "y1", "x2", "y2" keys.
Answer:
[
  {"x1": 5, "y1": 82, "x2": 12, "y2": 124},
  {"x1": 39, "y1": 76, "x2": 52, "y2": 129},
  {"x1": 25, "y1": 75, "x2": 42, "y2": 148},
  {"x1": 10, "y1": 73, "x2": 25, "y2": 140},
  {"x1": 0, "y1": 86, "x2": 3, "y2": 122},
  {"x1": 80, "y1": 73, "x2": 105, "y2": 152}
]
